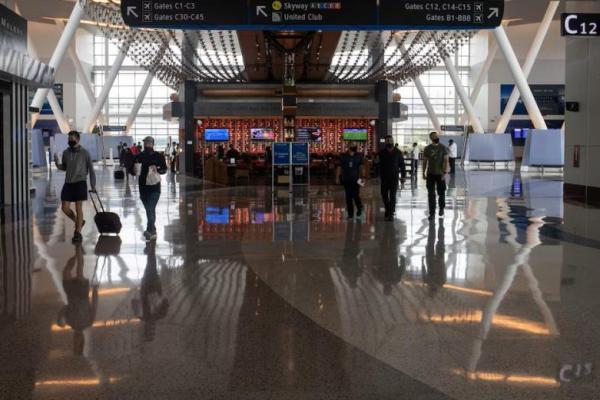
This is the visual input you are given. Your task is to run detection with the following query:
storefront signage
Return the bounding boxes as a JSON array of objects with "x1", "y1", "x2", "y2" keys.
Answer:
[
  {"x1": 441, "y1": 125, "x2": 465, "y2": 132},
  {"x1": 122, "y1": 0, "x2": 504, "y2": 30},
  {"x1": 561, "y1": 13, "x2": 600, "y2": 37},
  {"x1": 0, "y1": 3, "x2": 27, "y2": 52},
  {"x1": 273, "y1": 142, "x2": 291, "y2": 166},
  {"x1": 291, "y1": 143, "x2": 309, "y2": 165}
]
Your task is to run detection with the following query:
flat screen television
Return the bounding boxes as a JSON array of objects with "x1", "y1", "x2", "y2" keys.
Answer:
[
  {"x1": 204, "y1": 128, "x2": 229, "y2": 142},
  {"x1": 251, "y1": 128, "x2": 275, "y2": 141},
  {"x1": 205, "y1": 206, "x2": 229, "y2": 224},
  {"x1": 343, "y1": 128, "x2": 368, "y2": 141},
  {"x1": 296, "y1": 127, "x2": 323, "y2": 142}
]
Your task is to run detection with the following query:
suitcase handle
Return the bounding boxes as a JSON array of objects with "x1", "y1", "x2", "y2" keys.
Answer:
[{"x1": 89, "y1": 190, "x2": 105, "y2": 214}]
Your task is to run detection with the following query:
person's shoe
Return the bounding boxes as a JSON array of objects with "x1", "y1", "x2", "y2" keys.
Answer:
[
  {"x1": 439, "y1": 209, "x2": 445, "y2": 217},
  {"x1": 356, "y1": 207, "x2": 363, "y2": 218},
  {"x1": 72, "y1": 231, "x2": 83, "y2": 243},
  {"x1": 347, "y1": 214, "x2": 354, "y2": 221}
]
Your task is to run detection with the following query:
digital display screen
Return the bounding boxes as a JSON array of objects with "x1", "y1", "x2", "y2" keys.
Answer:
[
  {"x1": 251, "y1": 128, "x2": 275, "y2": 141},
  {"x1": 205, "y1": 206, "x2": 229, "y2": 224},
  {"x1": 296, "y1": 127, "x2": 323, "y2": 142},
  {"x1": 513, "y1": 128, "x2": 523, "y2": 139},
  {"x1": 343, "y1": 128, "x2": 368, "y2": 141},
  {"x1": 204, "y1": 128, "x2": 229, "y2": 142}
]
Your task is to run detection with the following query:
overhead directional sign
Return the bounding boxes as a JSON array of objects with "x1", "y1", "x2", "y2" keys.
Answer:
[
  {"x1": 380, "y1": 0, "x2": 504, "y2": 28},
  {"x1": 122, "y1": 0, "x2": 505, "y2": 30}
]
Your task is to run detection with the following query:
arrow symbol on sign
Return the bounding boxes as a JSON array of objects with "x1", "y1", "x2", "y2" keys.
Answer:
[
  {"x1": 488, "y1": 8, "x2": 499, "y2": 19},
  {"x1": 256, "y1": 5, "x2": 268, "y2": 17},
  {"x1": 127, "y1": 6, "x2": 139, "y2": 18}
]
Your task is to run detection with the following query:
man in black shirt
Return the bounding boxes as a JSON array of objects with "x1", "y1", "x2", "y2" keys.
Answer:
[
  {"x1": 378, "y1": 135, "x2": 406, "y2": 221},
  {"x1": 135, "y1": 136, "x2": 168, "y2": 241},
  {"x1": 337, "y1": 145, "x2": 364, "y2": 220}
]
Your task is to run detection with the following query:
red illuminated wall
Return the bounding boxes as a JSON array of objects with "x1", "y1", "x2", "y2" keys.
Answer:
[{"x1": 197, "y1": 118, "x2": 374, "y2": 154}]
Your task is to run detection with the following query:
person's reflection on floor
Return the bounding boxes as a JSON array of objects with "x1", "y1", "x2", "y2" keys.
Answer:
[
  {"x1": 56, "y1": 243, "x2": 98, "y2": 356},
  {"x1": 131, "y1": 242, "x2": 169, "y2": 342},
  {"x1": 374, "y1": 222, "x2": 406, "y2": 295},
  {"x1": 422, "y1": 220, "x2": 446, "y2": 297},
  {"x1": 340, "y1": 221, "x2": 363, "y2": 288}
]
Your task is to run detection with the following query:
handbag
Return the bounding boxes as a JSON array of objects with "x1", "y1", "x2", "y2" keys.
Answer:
[{"x1": 146, "y1": 166, "x2": 161, "y2": 185}]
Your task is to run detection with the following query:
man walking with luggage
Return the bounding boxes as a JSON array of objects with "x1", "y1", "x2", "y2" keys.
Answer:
[
  {"x1": 378, "y1": 135, "x2": 406, "y2": 221},
  {"x1": 337, "y1": 145, "x2": 365, "y2": 220},
  {"x1": 54, "y1": 131, "x2": 96, "y2": 243},
  {"x1": 135, "y1": 136, "x2": 167, "y2": 241},
  {"x1": 422, "y1": 132, "x2": 449, "y2": 221}
]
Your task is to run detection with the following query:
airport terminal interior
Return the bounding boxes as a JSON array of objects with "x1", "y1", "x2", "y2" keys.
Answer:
[{"x1": 2, "y1": 0, "x2": 600, "y2": 399}]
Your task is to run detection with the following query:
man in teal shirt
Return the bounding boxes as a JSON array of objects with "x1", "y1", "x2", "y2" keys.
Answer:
[{"x1": 422, "y1": 132, "x2": 449, "y2": 220}]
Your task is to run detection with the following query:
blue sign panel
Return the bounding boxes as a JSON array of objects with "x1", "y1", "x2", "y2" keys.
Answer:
[
  {"x1": 122, "y1": 0, "x2": 504, "y2": 30},
  {"x1": 501, "y1": 84, "x2": 565, "y2": 116},
  {"x1": 273, "y1": 142, "x2": 291, "y2": 166},
  {"x1": 292, "y1": 143, "x2": 309, "y2": 165}
]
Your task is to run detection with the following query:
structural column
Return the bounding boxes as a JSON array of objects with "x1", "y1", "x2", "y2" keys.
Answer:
[
  {"x1": 180, "y1": 80, "x2": 197, "y2": 175},
  {"x1": 85, "y1": 42, "x2": 130, "y2": 133},
  {"x1": 376, "y1": 80, "x2": 393, "y2": 146},
  {"x1": 495, "y1": 1, "x2": 559, "y2": 133},
  {"x1": 30, "y1": 1, "x2": 85, "y2": 126},
  {"x1": 399, "y1": 44, "x2": 442, "y2": 132},
  {"x1": 493, "y1": 26, "x2": 548, "y2": 130},
  {"x1": 125, "y1": 71, "x2": 154, "y2": 134},
  {"x1": 441, "y1": 52, "x2": 485, "y2": 133}
]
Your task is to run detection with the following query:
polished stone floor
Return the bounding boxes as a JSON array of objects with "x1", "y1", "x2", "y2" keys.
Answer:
[{"x1": 1, "y1": 167, "x2": 599, "y2": 399}]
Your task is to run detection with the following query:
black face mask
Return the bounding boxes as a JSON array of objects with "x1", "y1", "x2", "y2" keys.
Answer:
[
  {"x1": 144, "y1": 146, "x2": 153, "y2": 152},
  {"x1": 386, "y1": 143, "x2": 394, "y2": 149},
  {"x1": 432, "y1": 138, "x2": 440, "y2": 144},
  {"x1": 68, "y1": 141, "x2": 77, "y2": 148}
]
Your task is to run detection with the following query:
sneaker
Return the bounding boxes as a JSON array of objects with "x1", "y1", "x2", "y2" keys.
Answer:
[
  {"x1": 357, "y1": 207, "x2": 363, "y2": 218},
  {"x1": 439, "y1": 209, "x2": 445, "y2": 217},
  {"x1": 72, "y1": 231, "x2": 83, "y2": 243}
]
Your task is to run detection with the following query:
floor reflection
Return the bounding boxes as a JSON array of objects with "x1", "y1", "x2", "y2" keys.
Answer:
[{"x1": 1, "y1": 168, "x2": 599, "y2": 399}]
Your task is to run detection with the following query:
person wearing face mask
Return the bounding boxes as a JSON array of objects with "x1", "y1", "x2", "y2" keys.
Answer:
[
  {"x1": 134, "y1": 136, "x2": 168, "y2": 241},
  {"x1": 54, "y1": 131, "x2": 96, "y2": 243},
  {"x1": 422, "y1": 132, "x2": 449, "y2": 220},
  {"x1": 378, "y1": 135, "x2": 407, "y2": 221},
  {"x1": 337, "y1": 145, "x2": 365, "y2": 220}
]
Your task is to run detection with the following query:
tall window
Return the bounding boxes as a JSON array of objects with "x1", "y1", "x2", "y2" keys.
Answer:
[
  {"x1": 393, "y1": 40, "x2": 471, "y2": 146},
  {"x1": 92, "y1": 35, "x2": 178, "y2": 149}
]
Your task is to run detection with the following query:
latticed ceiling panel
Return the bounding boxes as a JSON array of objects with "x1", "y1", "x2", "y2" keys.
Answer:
[{"x1": 80, "y1": 0, "x2": 473, "y2": 89}]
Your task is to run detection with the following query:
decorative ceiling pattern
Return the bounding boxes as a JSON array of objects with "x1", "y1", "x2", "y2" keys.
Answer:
[{"x1": 80, "y1": 0, "x2": 473, "y2": 89}]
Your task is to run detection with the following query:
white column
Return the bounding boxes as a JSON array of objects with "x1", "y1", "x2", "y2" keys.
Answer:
[
  {"x1": 495, "y1": 1, "x2": 559, "y2": 133},
  {"x1": 125, "y1": 71, "x2": 154, "y2": 134},
  {"x1": 399, "y1": 44, "x2": 442, "y2": 132},
  {"x1": 493, "y1": 28, "x2": 548, "y2": 131},
  {"x1": 47, "y1": 90, "x2": 70, "y2": 133},
  {"x1": 55, "y1": 20, "x2": 103, "y2": 123},
  {"x1": 85, "y1": 43, "x2": 130, "y2": 133},
  {"x1": 30, "y1": 1, "x2": 85, "y2": 126},
  {"x1": 442, "y1": 54, "x2": 485, "y2": 133},
  {"x1": 459, "y1": 21, "x2": 510, "y2": 125}
]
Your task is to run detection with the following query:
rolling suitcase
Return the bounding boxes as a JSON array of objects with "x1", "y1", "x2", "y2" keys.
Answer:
[
  {"x1": 114, "y1": 168, "x2": 125, "y2": 180},
  {"x1": 89, "y1": 191, "x2": 122, "y2": 236}
]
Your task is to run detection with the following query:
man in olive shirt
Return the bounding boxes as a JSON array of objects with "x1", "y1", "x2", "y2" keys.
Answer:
[{"x1": 422, "y1": 132, "x2": 449, "y2": 220}]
